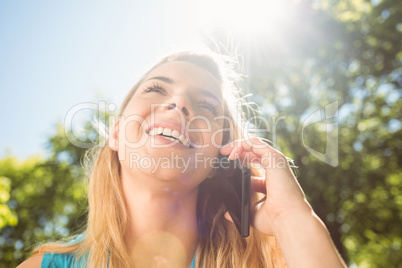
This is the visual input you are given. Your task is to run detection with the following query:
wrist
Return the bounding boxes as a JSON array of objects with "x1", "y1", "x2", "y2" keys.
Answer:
[
  {"x1": 269, "y1": 205, "x2": 345, "y2": 268},
  {"x1": 269, "y1": 199, "x2": 316, "y2": 228}
]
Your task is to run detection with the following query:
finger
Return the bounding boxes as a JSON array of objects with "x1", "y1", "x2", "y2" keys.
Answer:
[
  {"x1": 239, "y1": 138, "x2": 283, "y2": 162},
  {"x1": 228, "y1": 146, "x2": 244, "y2": 160},
  {"x1": 220, "y1": 139, "x2": 261, "y2": 156},
  {"x1": 219, "y1": 141, "x2": 237, "y2": 155},
  {"x1": 222, "y1": 139, "x2": 288, "y2": 172},
  {"x1": 221, "y1": 138, "x2": 273, "y2": 160},
  {"x1": 224, "y1": 211, "x2": 234, "y2": 223},
  {"x1": 251, "y1": 199, "x2": 274, "y2": 236},
  {"x1": 251, "y1": 176, "x2": 266, "y2": 194},
  {"x1": 226, "y1": 139, "x2": 302, "y2": 198},
  {"x1": 229, "y1": 139, "x2": 291, "y2": 172}
]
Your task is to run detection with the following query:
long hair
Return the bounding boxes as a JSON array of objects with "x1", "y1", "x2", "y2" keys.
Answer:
[{"x1": 33, "y1": 49, "x2": 286, "y2": 267}]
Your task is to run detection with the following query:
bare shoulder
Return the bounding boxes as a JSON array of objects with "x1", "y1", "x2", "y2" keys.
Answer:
[{"x1": 17, "y1": 253, "x2": 44, "y2": 268}]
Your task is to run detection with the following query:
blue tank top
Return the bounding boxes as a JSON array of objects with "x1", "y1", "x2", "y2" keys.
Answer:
[
  {"x1": 41, "y1": 252, "x2": 196, "y2": 267},
  {"x1": 41, "y1": 235, "x2": 197, "y2": 268}
]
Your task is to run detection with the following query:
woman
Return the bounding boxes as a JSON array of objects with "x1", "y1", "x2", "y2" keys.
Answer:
[{"x1": 19, "y1": 49, "x2": 346, "y2": 267}]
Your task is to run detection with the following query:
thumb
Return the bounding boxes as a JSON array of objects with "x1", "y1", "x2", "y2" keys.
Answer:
[{"x1": 224, "y1": 211, "x2": 234, "y2": 223}]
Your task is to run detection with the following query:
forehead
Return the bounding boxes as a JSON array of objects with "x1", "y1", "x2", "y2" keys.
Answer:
[{"x1": 144, "y1": 61, "x2": 222, "y2": 97}]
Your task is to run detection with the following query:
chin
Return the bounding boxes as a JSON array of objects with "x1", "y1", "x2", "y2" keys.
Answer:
[{"x1": 153, "y1": 167, "x2": 206, "y2": 187}]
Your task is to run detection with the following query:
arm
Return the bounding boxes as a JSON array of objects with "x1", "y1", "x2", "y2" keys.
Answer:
[
  {"x1": 221, "y1": 138, "x2": 346, "y2": 268},
  {"x1": 271, "y1": 205, "x2": 346, "y2": 268}
]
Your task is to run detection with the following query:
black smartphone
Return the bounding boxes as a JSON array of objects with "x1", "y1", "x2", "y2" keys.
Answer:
[{"x1": 216, "y1": 153, "x2": 251, "y2": 237}]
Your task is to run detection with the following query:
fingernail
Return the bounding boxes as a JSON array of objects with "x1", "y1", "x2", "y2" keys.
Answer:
[{"x1": 228, "y1": 150, "x2": 237, "y2": 160}]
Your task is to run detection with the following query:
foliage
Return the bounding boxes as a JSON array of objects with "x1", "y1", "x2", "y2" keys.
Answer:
[
  {"x1": 0, "y1": 126, "x2": 89, "y2": 268},
  {"x1": 0, "y1": 176, "x2": 18, "y2": 229},
  {"x1": 0, "y1": 99, "x2": 112, "y2": 267},
  {"x1": 209, "y1": 0, "x2": 401, "y2": 266}
]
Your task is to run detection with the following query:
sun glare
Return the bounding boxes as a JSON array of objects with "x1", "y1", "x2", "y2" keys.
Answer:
[{"x1": 191, "y1": 0, "x2": 296, "y2": 36}]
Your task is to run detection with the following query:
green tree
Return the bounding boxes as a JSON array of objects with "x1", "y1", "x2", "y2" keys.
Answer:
[
  {"x1": 0, "y1": 125, "x2": 89, "y2": 268},
  {"x1": 0, "y1": 99, "x2": 113, "y2": 267},
  {"x1": 0, "y1": 176, "x2": 18, "y2": 229},
  {"x1": 209, "y1": 0, "x2": 401, "y2": 266},
  {"x1": 0, "y1": 96, "x2": 113, "y2": 267}
]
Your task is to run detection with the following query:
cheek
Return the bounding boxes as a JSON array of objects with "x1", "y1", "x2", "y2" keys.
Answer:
[
  {"x1": 119, "y1": 119, "x2": 142, "y2": 143},
  {"x1": 116, "y1": 115, "x2": 150, "y2": 162},
  {"x1": 210, "y1": 118, "x2": 225, "y2": 147},
  {"x1": 119, "y1": 98, "x2": 153, "y2": 142},
  {"x1": 188, "y1": 117, "x2": 224, "y2": 146},
  {"x1": 204, "y1": 119, "x2": 225, "y2": 148}
]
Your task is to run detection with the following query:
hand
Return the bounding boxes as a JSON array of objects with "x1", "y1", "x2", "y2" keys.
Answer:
[{"x1": 220, "y1": 137, "x2": 313, "y2": 236}]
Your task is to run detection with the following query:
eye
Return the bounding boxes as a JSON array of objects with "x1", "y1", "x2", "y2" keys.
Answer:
[
  {"x1": 199, "y1": 100, "x2": 219, "y2": 116},
  {"x1": 143, "y1": 83, "x2": 167, "y2": 95}
]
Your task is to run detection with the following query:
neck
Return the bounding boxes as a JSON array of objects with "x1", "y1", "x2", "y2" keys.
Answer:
[{"x1": 122, "y1": 171, "x2": 199, "y2": 267}]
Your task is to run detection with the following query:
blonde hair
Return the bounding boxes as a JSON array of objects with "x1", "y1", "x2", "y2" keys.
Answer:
[{"x1": 33, "y1": 50, "x2": 286, "y2": 267}]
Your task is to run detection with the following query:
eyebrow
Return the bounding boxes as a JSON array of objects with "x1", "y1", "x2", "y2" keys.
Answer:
[{"x1": 145, "y1": 76, "x2": 222, "y2": 104}]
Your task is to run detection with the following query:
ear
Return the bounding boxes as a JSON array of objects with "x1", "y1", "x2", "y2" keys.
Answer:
[{"x1": 108, "y1": 120, "x2": 120, "y2": 152}]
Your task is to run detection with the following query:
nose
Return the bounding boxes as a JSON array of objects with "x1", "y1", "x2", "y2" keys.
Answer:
[
  {"x1": 166, "y1": 103, "x2": 189, "y2": 116},
  {"x1": 163, "y1": 93, "x2": 192, "y2": 117}
]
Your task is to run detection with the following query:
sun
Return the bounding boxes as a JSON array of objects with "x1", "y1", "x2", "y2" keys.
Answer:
[{"x1": 189, "y1": 0, "x2": 296, "y2": 37}]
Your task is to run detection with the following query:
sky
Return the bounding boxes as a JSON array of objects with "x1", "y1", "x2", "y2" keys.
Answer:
[
  {"x1": 0, "y1": 0, "x2": 304, "y2": 159},
  {"x1": 0, "y1": 0, "x2": 207, "y2": 159}
]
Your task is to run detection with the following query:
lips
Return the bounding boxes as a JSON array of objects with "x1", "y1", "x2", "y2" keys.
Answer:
[{"x1": 145, "y1": 121, "x2": 195, "y2": 148}]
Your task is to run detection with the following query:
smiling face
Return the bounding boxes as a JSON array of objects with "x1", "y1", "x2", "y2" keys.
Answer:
[{"x1": 111, "y1": 61, "x2": 227, "y2": 187}]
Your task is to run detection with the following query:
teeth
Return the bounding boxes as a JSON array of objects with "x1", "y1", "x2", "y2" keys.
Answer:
[
  {"x1": 148, "y1": 127, "x2": 191, "y2": 148},
  {"x1": 180, "y1": 135, "x2": 189, "y2": 147},
  {"x1": 164, "y1": 136, "x2": 178, "y2": 142},
  {"x1": 162, "y1": 128, "x2": 172, "y2": 136},
  {"x1": 171, "y1": 130, "x2": 180, "y2": 139}
]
